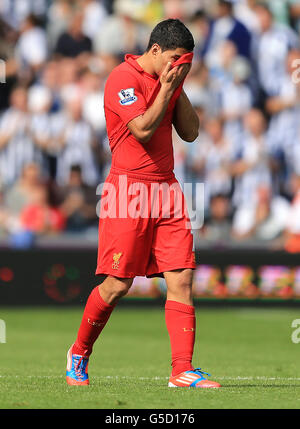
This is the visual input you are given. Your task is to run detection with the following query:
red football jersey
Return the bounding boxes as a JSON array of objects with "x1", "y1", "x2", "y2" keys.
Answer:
[{"x1": 104, "y1": 54, "x2": 186, "y2": 178}]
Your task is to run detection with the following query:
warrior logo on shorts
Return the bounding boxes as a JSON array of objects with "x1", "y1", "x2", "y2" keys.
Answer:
[
  {"x1": 112, "y1": 252, "x2": 122, "y2": 269},
  {"x1": 118, "y1": 88, "x2": 137, "y2": 105}
]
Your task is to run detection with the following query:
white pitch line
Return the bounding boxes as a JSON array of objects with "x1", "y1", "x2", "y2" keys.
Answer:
[{"x1": 0, "y1": 375, "x2": 300, "y2": 381}]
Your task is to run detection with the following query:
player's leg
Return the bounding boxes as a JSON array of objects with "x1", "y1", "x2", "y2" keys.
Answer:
[
  {"x1": 147, "y1": 178, "x2": 220, "y2": 387},
  {"x1": 164, "y1": 268, "x2": 221, "y2": 388},
  {"x1": 67, "y1": 172, "x2": 155, "y2": 384},
  {"x1": 66, "y1": 276, "x2": 133, "y2": 385},
  {"x1": 164, "y1": 268, "x2": 195, "y2": 375},
  {"x1": 73, "y1": 275, "x2": 133, "y2": 355}
]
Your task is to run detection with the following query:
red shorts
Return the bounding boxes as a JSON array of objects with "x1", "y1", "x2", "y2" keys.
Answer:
[{"x1": 96, "y1": 168, "x2": 195, "y2": 278}]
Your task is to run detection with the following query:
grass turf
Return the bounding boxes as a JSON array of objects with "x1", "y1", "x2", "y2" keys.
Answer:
[{"x1": 0, "y1": 305, "x2": 300, "y2": 409}]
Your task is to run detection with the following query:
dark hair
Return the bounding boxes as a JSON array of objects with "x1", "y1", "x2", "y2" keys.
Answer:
[
  {"x1": 219, "y1": 0, "x2": 233, "y2": 11},
  {"x1": 146, "y1": 19, "x2": 195, "y2": 52},
  {"x1": 25, "y1": 13, "x2": 43, "y2": 27},
  {"x1": 70, "y1": 164, "x2": 82, "y2": 174}
]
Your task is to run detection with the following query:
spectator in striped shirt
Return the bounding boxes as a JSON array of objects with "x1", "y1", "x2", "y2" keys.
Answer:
[
  {"x1": 253, "y1": 3, "x2": 299, "y2": 97},
  {"x1": 0, "y1": 86, "x2": 44, "y2": 188},
  {"x1": 265, "y1": 49, "x2": 300, "y2": 196},
  {"x1": 53, "y1": 93, "x2": 100, "y2": 187},
  {"x1": 230, "y1": 109, "x2": 288, "y2": 240}
]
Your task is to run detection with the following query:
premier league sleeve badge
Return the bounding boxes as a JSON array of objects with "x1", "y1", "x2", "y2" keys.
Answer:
[{"x1": 118, "y1": 88, "x2": 138, "y2": 105}]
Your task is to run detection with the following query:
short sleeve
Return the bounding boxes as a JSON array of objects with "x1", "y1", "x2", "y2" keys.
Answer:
[{"x1": 104, "y1": 70, "x2": 147, "y2": 125}]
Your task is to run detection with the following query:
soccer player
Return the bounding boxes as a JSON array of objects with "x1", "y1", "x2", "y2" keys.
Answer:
[{"x1": 66, "y1": 19, "x2": 221, "y2": 388}]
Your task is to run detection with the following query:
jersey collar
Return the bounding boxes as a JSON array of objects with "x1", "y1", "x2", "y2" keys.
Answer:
[{"x1": 125, "y1": 54, "x2": 158, "y2": 80}]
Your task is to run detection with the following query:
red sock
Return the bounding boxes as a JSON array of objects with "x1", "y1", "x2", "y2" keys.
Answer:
[
  {"x1": 72, "y1": 286, "x2": 115, "y2": 357},
  {"x1": 165, "y1": 300, "x2": 195, "y2": 376}
]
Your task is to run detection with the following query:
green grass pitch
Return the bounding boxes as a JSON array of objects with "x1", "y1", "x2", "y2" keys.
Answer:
[{"x1": 0, "y1": 305, "x2": 300, "y2": 409}]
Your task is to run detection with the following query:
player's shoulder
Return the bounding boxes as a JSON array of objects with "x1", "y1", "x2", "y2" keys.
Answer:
[{"x1": 105, "y1": 61, "x2": 142, "y2": 90}]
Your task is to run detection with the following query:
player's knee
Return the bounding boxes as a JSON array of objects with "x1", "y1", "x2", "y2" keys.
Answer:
[
  {"x1": 108, "y1": 276, "x2": 133, "y2": 298},
  {"x1": 176, "y1": 269, "x2": 193, "y2": 289},
  {"x1": 166, "y1": 269, "x2": 193, "y2": 296},
  {"x1": 178, "y1": 278, "x2": 193, "y2": 296}
]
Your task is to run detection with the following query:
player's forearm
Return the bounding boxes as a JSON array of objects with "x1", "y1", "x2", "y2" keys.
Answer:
[
  {"x1": 173, "y1": 91, "x2": 199, "y2": 142},
  {"x1": 230, "y1": 160, "x2": 251, "y2": 176},
  {"x1": 0, "y1": 133, "x2": 13, "y2": 149},
  {"x1": 128, "y1": 86, "x2": 174, "y2": 143},
  {"x1": 265, "y1": 96, "x2": 296, "y2": 114}
]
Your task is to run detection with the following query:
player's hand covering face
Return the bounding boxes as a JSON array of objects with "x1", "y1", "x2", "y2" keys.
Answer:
[
  {"x1": 160, "y1": 61, "x2": 191, "y2": 91},
  {"x1": 152, "y1": 45, "x2": 189, "y2": 73}
]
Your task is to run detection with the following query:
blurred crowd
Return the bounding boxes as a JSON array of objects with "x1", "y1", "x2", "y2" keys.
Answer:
[{"x1": 1, "y1": 0, "x2": 300, "y2": 251}]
